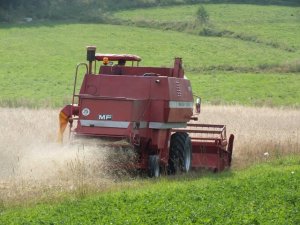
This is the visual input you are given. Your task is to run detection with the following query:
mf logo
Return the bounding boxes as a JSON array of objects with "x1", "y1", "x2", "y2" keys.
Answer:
[{"x1": 98, "y1": 114, "x2": 112, "y2": 120}]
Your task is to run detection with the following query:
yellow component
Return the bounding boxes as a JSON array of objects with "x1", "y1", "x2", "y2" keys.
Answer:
[
  {"x1": 103, "y1": 57, "x2": 109, "y2": 65},
  {"x1": 58, "y1": 111, "x2": 69, "y2": 143}
]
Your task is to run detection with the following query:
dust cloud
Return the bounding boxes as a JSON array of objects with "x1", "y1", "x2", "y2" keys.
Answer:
[
  {"x1": 0, "y1": 108, "x2": 104, "y2": 179},
  {"x1": 0, "y1": 108, "x2": 133, "y2": 203},
  {"x1": 0, "y1": 106, "x2": 299, "y2": 203}
]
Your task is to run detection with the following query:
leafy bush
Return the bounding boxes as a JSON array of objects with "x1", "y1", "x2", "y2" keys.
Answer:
[{"x1": 196, "y1": 5, "x2": 209, "y2": 24}]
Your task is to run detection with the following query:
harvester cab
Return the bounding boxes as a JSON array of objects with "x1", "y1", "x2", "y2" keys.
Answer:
[{"x1": 59, "y1": 46, "x2": 234, "y2": 177}]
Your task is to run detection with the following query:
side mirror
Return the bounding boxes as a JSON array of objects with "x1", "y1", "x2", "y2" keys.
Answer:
[{"x1": 195, "y1": 97, "x2": 201, "y2": 113}]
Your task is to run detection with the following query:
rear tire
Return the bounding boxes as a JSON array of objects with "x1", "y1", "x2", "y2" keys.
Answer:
[
  {"x1": 148, "y1": 155, "x2": 160, "y2": 178},
  {"x1": 168, "y1": 132, "x2": 192, "y2": 175}
]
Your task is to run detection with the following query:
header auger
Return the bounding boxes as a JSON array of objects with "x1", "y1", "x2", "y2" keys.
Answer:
[{"x1": 59, "y1": 46, "x2": 234, "y2": 177}]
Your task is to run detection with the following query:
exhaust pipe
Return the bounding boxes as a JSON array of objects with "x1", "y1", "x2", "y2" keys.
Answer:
[{"x1": 86, "y1": 46, "x2": 96, "y2": 74}]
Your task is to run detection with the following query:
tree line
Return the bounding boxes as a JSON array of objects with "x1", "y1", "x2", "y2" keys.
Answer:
[
  {"x1": 1, "y1": 0, "x2": 183, "y2": 22},
  {"x1": 0, "y1": 0, "x2": 298, "y2": 22}
]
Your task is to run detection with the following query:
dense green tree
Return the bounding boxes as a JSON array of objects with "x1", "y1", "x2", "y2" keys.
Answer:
[{"x1": 196, "y1": 5, "x2": 209, "y2": 24}]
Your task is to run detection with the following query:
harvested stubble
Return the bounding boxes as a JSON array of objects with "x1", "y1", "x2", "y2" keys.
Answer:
[
  {"x1": 0, "y1": 106, "x2": 299, "y2": 204},
  {"x1": 197, "y1": 105, "x2": 300, "y2": 168}
]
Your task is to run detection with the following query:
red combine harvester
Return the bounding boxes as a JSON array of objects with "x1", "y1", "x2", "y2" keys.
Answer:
[{"x1": 59, "y1": 46, "x2": 234, "y2": 177}]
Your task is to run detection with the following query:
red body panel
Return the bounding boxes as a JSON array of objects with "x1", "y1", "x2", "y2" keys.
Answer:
[
  {"x1": 76, "y1": 74, "x2": 193, "y2": 127},
  {"x1": 73, "y1": 67, "x2": 194, "y2": 169}
]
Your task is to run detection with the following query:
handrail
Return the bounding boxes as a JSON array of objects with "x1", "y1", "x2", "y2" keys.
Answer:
[
  {"x1": 72, "y1": 63, "x2": 88, "y2": 107},
  {"x1": 69, "y1": 63, "x2": 88, "y2": 140}
]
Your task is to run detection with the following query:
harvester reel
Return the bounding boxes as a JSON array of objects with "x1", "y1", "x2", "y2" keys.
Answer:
[
  {"x1": 168, "y1": 132, "x2": 192, "y2": 175},
  {"x1": 148, "y1": 155, "x2": 160, "y2": 178}
]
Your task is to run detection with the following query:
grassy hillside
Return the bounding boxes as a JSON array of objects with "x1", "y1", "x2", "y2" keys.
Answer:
[
  {"x1": 0, "y1": 22, "x2": 299, "y2": 107},
  {"x1": 1, "y1": 156, "x2": 299, "y2": 224},
  {"x1": 0, "y1": 3, "x2": 299, "y2": 107},
  {"x1": 114, "y1": 4, "x2": 300, "y2": 50}
]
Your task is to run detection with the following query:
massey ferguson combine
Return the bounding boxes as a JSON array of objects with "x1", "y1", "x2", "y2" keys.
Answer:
[{"x1": 59, "y1": 46, "x2": 234, "y2": 177}]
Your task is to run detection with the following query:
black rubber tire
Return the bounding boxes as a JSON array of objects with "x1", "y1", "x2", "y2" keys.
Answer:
[
  {"x1": 168, "y1": 132, "x2": 192, "y2": 175},
  {"x1": 148, "y1": 155, "x2": 160, "y2": 178}
]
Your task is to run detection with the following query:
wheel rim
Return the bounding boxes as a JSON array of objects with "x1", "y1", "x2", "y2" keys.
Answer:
[
  {"x1": 154, "y1": 164, "x2": 160, "y2": 177},
  {"x1": 149, "y1": 155, "x2": 160, "y2": 178},
  {"x1": 184, "y1": 139, "x2": 191, "y2": 172},
  {"x1": 154, "y1": 155, "x2": 160, "y2": 177}
]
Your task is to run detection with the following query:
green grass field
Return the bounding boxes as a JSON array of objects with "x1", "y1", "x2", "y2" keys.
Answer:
[
  {"x1": 189, "y1": 72, "x2": 300, "y2": 106},
  {"x1": 114, "y1": 4, "x2": 300, "y2": 50},
  {"x1": 0, "y1": 3, "x2": 299, "y2": 107},
  {"x1": 0, "y1": 3, "x2": 300, "y2": 223},
  {"x1": 112, "y1": 3, "x2": 300, "y2": 107},
  {"x1": 0, "y1": 21, "x2": 299, "y2": 107},
  {"x1": 1, "y1": 156, "x2": 299, "y2": 224}
]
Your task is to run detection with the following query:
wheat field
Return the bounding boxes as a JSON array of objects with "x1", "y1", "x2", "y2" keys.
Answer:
[
  {"x1": 0, "y1": 106, "x2": 299, "y2": 204},
  {"x1": 197, "y1": 105, "x2": 300, "y2": 168}
]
